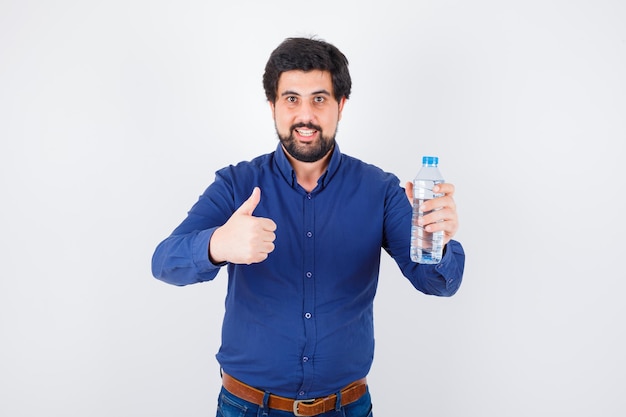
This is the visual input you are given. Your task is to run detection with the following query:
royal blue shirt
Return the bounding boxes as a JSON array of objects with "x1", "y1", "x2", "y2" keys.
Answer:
[{"x1": 152, "y1": 143, "x2": 465, "y2": 399}]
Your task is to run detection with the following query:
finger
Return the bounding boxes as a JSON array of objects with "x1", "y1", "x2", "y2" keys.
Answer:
[
  {"x1": 235, "y1": 187, "x2": 261, "y2": 216},
  {"x1": 261, "y1": 241, "x2": 276, "y2": 254},
  {"x1": 419, "y1": 193, "x2": 456, "y2": 214},
  {"x1": 433, "y1": 182, "x2": 455, "y2": 196},
  {"x1": 421, "y1": 207, "x2": 458, "y2": 233},
  {"x1": 260, "y1": 218, "x2": 278, "y2": 232},
  {"x1": 245, "y1": 236, "x2": 276, "y2": 264},
  {"x1": 425, "y1": 217, "x2": 458, "y2": 241},
  {"x1": 421, "y1": 206, "x2": 453, "y2": 224}
]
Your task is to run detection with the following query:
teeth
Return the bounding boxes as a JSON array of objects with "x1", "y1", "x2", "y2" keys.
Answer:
[{"x1": 296, "y1": 129, "x2": 315, "y2": 137}]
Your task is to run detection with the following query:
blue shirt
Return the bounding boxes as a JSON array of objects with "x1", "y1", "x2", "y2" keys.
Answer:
[{"x1": 152, "y1": 143, "x2": 465, "y2": 399}]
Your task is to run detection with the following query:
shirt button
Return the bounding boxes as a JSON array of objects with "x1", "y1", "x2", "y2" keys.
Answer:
[
  {"x1": 303, "y1": 356, "x2": 309, "y2": 362},
  {"x1": 304, "y1": 312, "x2": 312, "y2": 319},
  {"x1": 306, "y1": 272, "x2": 312, "y2": 278},
  {"x1": 306, "y1": 231, "x2": 313, "y2": 238},
  {"x1": 299, "y1": 391, "x2": 305, "y2": 396},
  {"x1": 307, "y1": 194, "x2": 312, "y2": 200}
]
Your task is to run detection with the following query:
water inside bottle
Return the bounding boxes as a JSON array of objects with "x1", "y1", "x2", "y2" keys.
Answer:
[{"x1": 410, "y1": 180, "x2": 444, "y2": 264}]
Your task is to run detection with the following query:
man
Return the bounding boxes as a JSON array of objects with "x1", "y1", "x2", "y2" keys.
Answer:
[{"x1": 152, "y1": 37, "x2": 465, "y2": 417}]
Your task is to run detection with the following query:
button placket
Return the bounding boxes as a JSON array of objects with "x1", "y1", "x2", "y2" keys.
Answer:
[{"x1": 300, "y1": 191, "x2": 316, "y2": 395}]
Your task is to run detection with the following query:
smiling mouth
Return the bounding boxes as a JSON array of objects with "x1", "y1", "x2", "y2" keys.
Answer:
[{"x1": 295, "y1": 128, "x2": 316, "y2": 137}]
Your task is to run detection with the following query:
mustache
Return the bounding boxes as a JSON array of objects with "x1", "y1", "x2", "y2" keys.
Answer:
[{"x1": 291, "y1": 122, "x2": 322, "y2": 132}]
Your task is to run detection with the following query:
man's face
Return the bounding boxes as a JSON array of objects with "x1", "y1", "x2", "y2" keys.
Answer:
[{"x1": 270, "y1": 70, "x2": 345, "y2": 163}]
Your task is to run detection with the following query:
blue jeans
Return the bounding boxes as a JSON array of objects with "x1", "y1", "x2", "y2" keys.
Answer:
[{"x1": 216, "y1": 386, "x2": 373, "y2": 417}]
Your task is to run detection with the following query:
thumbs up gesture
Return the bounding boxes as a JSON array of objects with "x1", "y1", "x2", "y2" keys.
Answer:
[{"x1": 209, "y1": 187, "x2": 277, "y2": 265}]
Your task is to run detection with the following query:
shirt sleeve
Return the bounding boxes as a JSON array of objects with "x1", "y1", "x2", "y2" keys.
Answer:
[
  {"x1": 151, "y1": 227, "x2": 224, "y2": 286},
  {"x1": 410, "y1": 239, "x2": 465, "y2": 296},
  {"x1": 151, "y1": 169, "x2": 237, "y2": 286}
]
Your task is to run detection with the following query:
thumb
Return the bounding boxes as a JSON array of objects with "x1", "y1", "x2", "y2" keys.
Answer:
[
  {"x1": 405, "y1": 181, "x2": 413, "y2": 202},
  {"x1": 235, "y1": 187, "x2": 261, "y2": 216}
]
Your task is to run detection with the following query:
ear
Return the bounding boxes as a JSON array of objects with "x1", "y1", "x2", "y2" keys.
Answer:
[{"x1": 337, "y1": 97, "x2": 346, "y2": 121}]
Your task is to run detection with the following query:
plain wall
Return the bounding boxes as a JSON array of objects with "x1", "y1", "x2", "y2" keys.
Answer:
[{"x1": 1, "y1": 1, "x2": 625, "y2": 416}]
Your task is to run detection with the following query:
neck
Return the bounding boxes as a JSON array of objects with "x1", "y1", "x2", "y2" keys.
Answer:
[{"x1": 282, "y1": 145, "x2": 333, "y2": 192}]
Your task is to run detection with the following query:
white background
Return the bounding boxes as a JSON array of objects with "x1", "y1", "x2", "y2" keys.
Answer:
[{"x1": 1, "y1": 1, "x2": 625, "y2": 416}]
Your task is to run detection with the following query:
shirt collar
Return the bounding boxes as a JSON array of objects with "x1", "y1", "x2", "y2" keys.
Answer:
[{"x1": 273, "y1": 142, "x2": 343, "y2": 191}]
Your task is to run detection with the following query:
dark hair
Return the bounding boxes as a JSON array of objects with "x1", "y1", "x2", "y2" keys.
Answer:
[{"x1": 262, "y1": 37, "x2": 352, "y2": 103}]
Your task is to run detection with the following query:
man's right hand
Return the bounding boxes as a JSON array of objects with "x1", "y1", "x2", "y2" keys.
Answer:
[{"x1": 209, "y1": 187, "x2": 277, "y2": 265}]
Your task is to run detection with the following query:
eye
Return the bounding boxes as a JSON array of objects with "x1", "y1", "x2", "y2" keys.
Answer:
[
  {"x1": 286, "y1": 96, "x2": 298, "y2": 103},
  {"x1": 313, "y1": 96, "x2": 325, "y2": 103}
]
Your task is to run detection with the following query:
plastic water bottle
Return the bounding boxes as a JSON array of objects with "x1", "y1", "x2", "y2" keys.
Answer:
[{"x1": 410, "y1": 156, "x2": 445, "y2": 264}]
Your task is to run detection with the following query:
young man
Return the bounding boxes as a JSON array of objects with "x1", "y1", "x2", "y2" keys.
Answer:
[{"x1": 152, "y1": 37, "x2": 465, "y2": 417}]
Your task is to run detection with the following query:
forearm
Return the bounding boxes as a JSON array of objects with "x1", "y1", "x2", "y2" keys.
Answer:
[{"x1": 151, "y1": 227, "x2": 222, "y2": 286}]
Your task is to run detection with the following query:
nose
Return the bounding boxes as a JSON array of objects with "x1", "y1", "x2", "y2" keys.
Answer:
[{"x1": 296, "y1": 101, "x2": 315, "y2": 124}]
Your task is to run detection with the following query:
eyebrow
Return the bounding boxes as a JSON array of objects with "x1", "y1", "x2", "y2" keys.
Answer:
[{"x1": 280, "y1": 89, "x2": 331, "y2": 97}]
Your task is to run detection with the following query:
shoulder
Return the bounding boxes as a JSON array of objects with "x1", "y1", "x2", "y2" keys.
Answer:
[
  {"x1": 340, "y1": 153, "x2": 401, "y2": 184},
  {"x1": 216, "y1": 151, "x2": 275, "y2": 177},
  {"x1": 205, "y1": 151, "x2": 278, "y2": 207}
]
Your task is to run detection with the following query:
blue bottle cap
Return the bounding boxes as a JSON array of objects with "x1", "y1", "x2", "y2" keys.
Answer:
[{"x1": 422, "y1": 156, "x2": 439, "y2": 165}]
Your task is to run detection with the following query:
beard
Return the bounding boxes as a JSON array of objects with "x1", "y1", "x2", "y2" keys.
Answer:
[{"x1": 277, "y1": 122, "x2": 336, "y2": 163}]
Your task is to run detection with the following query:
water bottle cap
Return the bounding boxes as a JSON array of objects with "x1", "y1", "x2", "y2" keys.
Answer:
[{"x1": 422, "y1": 156, "x2": 439, "y2": 165}]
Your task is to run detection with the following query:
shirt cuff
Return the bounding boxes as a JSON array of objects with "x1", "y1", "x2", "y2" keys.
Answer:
[
  {"x1": 192, "y1": 227, "x2": 226, "y2": 271},
  {"x1": 434, "y1": 240, "x2": 465, "y2": 290}
]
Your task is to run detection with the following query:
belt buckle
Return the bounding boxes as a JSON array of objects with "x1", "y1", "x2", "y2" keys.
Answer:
[{"x1": 293, "y1": 399, "x2": 316, "y2": 417}]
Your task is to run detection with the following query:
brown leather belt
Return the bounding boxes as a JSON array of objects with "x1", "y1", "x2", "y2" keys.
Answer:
[{"x1": 221, "y1": 372, "x2": 367, "y2": 416}]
